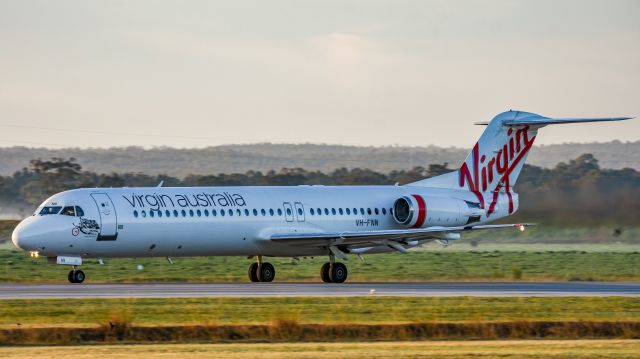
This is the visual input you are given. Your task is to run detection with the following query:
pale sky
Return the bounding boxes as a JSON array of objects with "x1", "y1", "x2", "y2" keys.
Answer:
[{"x1": 0, "y1": 0, "x2": 638, "y2": 149}]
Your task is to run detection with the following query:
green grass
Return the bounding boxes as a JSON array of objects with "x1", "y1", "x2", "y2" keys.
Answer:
[
  {"x1": 1, "y1": 296, "x2": 639, "y2": 328},
  {"x1": 2, "y1": 246, "x2": 640, "y2": 283},
  {"x1": 2, "y1": 219, "x2": 639, "y2": 282}
]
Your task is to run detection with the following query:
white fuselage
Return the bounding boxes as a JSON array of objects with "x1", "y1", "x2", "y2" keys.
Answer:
[{"x1": 11, "y1": 185, "x2": 515, "y2": 259}]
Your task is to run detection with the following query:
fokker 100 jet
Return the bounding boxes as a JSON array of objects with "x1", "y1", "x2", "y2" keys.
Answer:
[{"x1": 12, "y1": 111, "x2": 630, "y2": 283}]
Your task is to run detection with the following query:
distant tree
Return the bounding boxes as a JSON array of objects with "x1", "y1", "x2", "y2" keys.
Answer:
[{"x1": 19, "y1": 158, "x2": 82, "y2": 206}]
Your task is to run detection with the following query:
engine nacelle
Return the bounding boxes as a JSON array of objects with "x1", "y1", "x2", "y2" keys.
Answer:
[
  {"x1": 393, "y1": 195, "x2": 484, "y2": 228},
  {"x1": 393, "y1": 195, "x2": 426, "y2": 227}
]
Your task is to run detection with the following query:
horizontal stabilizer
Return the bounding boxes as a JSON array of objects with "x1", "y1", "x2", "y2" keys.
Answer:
[{"x1": 475, "y1": 113, "x2": 632, "y2": 126}]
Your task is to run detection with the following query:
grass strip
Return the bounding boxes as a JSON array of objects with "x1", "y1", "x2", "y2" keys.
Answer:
[
  {"x1": 1, "y1": 321, "x2": 640, "y2": 345},
  {"x1": 2, "y1": 248, "x2": 640, "y2": 282},
  {"x1": 1, "y1": 297, "x2": 639, "y2": 328}
]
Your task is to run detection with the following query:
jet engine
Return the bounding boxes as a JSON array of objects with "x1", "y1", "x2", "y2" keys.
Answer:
[{"x1": 393, "y1": 195, "x2": 485, "y2": 228}]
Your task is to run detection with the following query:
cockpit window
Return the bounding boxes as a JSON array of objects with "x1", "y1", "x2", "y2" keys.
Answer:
[
  {"x1": 59, "y1": 206, "x2": 85, "y2": 217},
  {"x1": 60, "y1": 206, "x2": 76, "y2": 216},
  {"x1": 39, "y1": 206, "x2": 62, "y2": 215}
]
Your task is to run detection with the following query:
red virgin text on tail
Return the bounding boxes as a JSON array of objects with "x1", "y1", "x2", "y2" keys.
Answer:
[{"x1": 459, "y1": 126, "x2": 536, "y2": 215}]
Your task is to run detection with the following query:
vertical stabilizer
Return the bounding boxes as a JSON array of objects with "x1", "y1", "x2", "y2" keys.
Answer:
[{"x1": 408, "y1": 110, "x2": 630, "y2": 215}]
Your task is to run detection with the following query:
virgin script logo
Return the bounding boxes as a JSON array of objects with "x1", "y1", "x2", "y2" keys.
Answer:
[{"x1": 459, "y1": 126, "x2": 536, "y2": 216}]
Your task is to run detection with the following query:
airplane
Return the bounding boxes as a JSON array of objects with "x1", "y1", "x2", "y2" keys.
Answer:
[{"x1": 11, "y1": 110, "x2": 631, "y2": 284}]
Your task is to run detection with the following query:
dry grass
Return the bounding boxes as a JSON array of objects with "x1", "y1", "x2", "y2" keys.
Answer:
[
  {"x1": 1, "y1": 340, "x2": 639, "y2": 358},
  {"x1": 1, "y1": 321, "x2": 639, "y2": 345},
  {"x1": 3, "y1": 297, "x2": 639, "y2": 329}
]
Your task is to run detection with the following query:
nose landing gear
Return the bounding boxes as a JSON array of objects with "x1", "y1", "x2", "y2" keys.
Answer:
[
  {"x1": 68, "y1": 267, "x2": 85, "y2": 284},
  {"x1": 248, "y1": 256, "x2": 275, "y2": 282}
]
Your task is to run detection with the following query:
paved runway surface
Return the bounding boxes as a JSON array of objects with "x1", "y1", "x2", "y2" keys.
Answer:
[{"x1": 1, "y1": 282, "x2": 639, "y2": 299}]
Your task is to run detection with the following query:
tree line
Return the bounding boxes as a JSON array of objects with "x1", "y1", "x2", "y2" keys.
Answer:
[{"x1": 0, "y1": 154, "x2": 637, "y2": 223}]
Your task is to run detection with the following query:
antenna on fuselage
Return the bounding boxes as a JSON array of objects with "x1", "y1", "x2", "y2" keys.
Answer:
[{"x1": 157, "y1": 181, "x2": 164, "y2": 187}]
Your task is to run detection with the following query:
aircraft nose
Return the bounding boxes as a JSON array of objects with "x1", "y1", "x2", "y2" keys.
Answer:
[{"x1": 12, "y1": 219, "x2": 38, "y2": 251}]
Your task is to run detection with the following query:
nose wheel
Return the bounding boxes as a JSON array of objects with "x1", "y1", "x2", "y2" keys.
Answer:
[{"x1": 68, "y1": 269, "x2": 85, "y2": 284}]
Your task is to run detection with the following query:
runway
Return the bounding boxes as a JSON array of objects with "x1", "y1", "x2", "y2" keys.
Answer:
[{"x1": 1, "y1": 282, "x2": 639, "y2": 299}]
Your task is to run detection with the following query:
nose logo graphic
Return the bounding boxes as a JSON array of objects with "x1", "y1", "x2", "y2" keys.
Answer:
[{"x1": 72, "y1": 218, "x2": 101, "y2": 237}]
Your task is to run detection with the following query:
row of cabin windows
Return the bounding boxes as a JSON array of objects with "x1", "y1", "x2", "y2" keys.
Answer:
[
  {"x1": 309, "y1": 207, "x2": 392, "y2": 216},
  {"x1": 134, "y1": 207, "x2": 282, "y2": 219},
  {"x1": 132, "y1": 206, "x2": 393, "y2": 219}
]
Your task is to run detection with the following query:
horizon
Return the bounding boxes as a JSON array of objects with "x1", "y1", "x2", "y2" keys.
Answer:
[{"x1": 0, "y1": 138, "x2": 638, "y2": 151}]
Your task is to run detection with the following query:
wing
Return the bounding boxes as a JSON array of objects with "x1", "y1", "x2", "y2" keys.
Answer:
[{"x1": 270, "y1": 223, "x2": 531, "y2": 247}]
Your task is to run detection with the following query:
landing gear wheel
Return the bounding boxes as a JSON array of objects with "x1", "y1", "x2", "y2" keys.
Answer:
[
  {"x1": 320, "y1": 262, "x2": 331, "y2": 283},
  {"x1": 248, "y1": 262, "x2": 259, "y2": 282},
  {"x1": 329, "y1": 262, "x2": 348, "y2": 283},
  {"x1": 68, "y1": 270, "x2": 85, "y2": 284},
  {"x1": 74, "y1": 270, "x2": 85, "y2": 283},
  {"x1": 68, "y1": 270, "x2": 76, "y2": 283},
  {"x1": 257, "y1": 262, "x2": 275, "y2": 282}
]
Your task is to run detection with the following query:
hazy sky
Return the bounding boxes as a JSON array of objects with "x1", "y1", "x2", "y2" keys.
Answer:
[{"x1": 0, "y1": 0, "x2": 638, "y2": 149}]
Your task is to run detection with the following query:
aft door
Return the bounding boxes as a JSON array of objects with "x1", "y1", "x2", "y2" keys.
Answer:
[
  {"x1": 91, "y1": 193, "x2": 118, "y2": 241},
  {"x1": 294, "y1": 202, "x2": 305, "y2": 222}
]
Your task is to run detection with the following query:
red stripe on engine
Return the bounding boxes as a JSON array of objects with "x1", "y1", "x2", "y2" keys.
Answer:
[{"x1": 412, "y1": 194, "x2": 426, "y2": 228}]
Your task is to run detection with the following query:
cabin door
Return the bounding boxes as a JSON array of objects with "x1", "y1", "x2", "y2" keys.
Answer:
[{"x1": 91, "y1": 193, "x2": 118, "y2": 241}]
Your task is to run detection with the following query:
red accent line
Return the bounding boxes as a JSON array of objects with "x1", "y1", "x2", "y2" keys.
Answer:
[{"x1": 412, "y1": 195, "x2": 426, "y2": 228}]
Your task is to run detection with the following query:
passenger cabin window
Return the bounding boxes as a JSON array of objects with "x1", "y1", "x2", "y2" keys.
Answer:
[{"x1": 39, "y1": 206, "x2": 62, "y2": 215}]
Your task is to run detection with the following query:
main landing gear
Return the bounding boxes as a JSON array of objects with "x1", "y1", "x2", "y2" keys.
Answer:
[
  {"x1": 320, "y1": 255, "x2": 348, "y2": 283},
  {"x1": 68, "y1": 267, "x2": 85, "y2": 284},
  {"x1": 248, "y1": 256, "x2": 276, "y2": 282}
]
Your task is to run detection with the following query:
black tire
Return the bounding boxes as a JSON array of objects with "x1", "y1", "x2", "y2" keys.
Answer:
[
  {"x1": 329, "y1": 262, "x2": 348, "y2": 283},
  {"x1": 68, "y1": 270, "x2": 76, "y2": 284},
  {"x1": 320, "y1": 262, "x2": 332, "y2": 283},
  {"x1": 248, "y1": 262, "x2": 259, "y2": 282},
  {"x1": 73, "y1": 270, "x2": 85, "y2": 284},
  {"x1": 257, "y1": 262, "x2": 275, "y2": 282}
]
